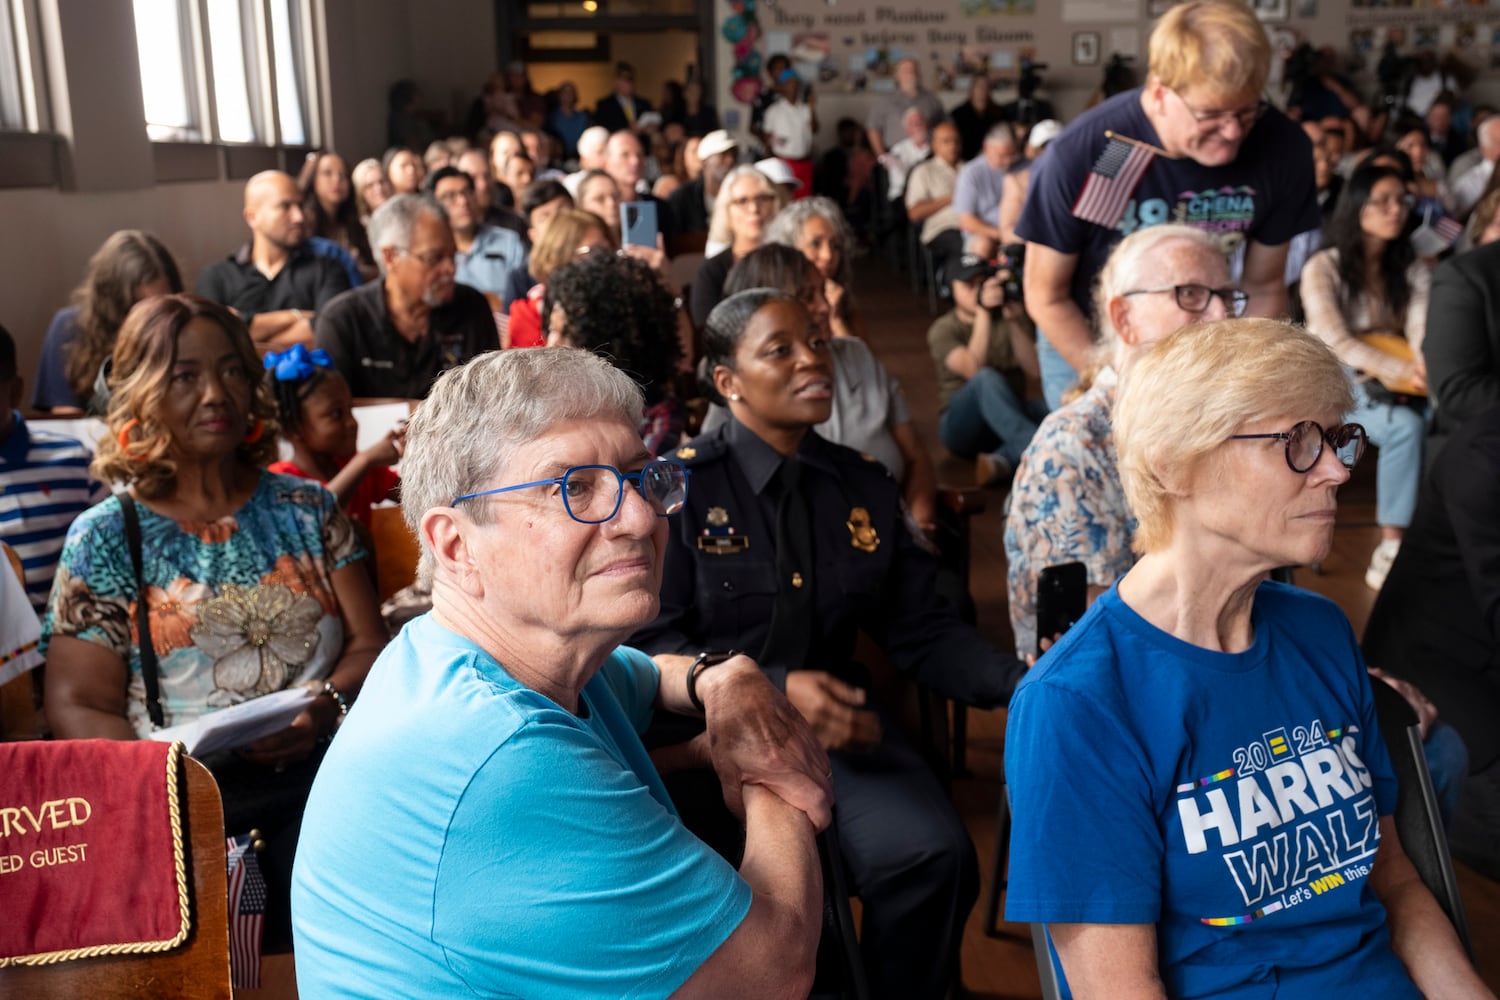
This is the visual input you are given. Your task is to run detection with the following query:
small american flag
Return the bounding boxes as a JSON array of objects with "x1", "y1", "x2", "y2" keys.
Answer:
[
  {"x1": 226, "y1": 834, "x2": 266, "y2": 989},
  {"x1": 1433, "y1": 214, "x2": 1464, "y2": 245},
  {"x1": 1072, "y1": 135, "x2": 1156, "y2": 228}
]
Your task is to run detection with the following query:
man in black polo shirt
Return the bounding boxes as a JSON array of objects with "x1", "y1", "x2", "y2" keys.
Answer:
[
  {"x1": 197, "y1": 170, "x2": 351, "y2": 351},
  {"x1": 315, "y1": 193, "x2": 497, "y2": 399}
]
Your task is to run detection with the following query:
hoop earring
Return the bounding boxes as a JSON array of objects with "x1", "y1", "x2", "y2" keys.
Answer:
[
  {"x1": 118, "y1": 418, "x2": 142, "y2": 455},
  {"x1": 242, "y1": 419, "x2": 265, "y2": 445}
]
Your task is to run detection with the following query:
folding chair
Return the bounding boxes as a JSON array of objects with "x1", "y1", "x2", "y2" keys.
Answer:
[
  {"x1": 1029, "y1": 922, "x2": 1064, "y2": 1000},
  {"x1": 810, "y1": 820, "x2": 872, "y2": 1000},
  {"x1": 1371, "y1": 680, "x2": 1474, "y2": 955}
]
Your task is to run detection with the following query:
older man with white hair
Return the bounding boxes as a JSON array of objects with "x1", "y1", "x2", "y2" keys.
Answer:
[
  {"x1": 1447, "y1": 116, "x2": 1500, "y2": 219},
  {"x1": 953, "y1": 123, "x2": 1020, "y2": 259},
  {"x1": 563, "y1": 125, "x2": 611, "y2": 197},
  {"x1": 603, "y1": 129, "x2": 678, "y2": 243},
  {"x1": 1004, "y1": 224, "x2": 1240, "y2": 656},
  {"x1": 315, "y1": 193, "x2": 497, "y2": 399}
]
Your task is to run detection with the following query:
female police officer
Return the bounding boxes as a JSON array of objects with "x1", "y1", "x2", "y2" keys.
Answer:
[{"x1": 631, "y1": 288, "x2": 1024, "y2": 999}]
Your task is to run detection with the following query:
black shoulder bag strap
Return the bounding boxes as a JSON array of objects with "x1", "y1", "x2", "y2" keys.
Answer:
[{"x1": 119, "y1": 494, "x2": 165, "y2": 729}]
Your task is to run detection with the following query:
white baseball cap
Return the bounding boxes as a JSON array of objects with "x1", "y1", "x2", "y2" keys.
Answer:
[
  {"x1": 698, "y1": 129, "x2": 739, "y2": 160},
  {"x1": 755, "y1": 157, "x2": 803, "y2": 191},
  {"x1": 1028, "y1": 119, "x2": 1064, "y2": 149}
]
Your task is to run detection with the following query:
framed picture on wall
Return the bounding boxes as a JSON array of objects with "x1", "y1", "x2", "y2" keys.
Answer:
[
  {"x1": 1249, "y1": 0, "x2": 1289, "y2": 21},
  {"x1": 1072, "y1": 31, "x2": 1101, "y2": 67}
]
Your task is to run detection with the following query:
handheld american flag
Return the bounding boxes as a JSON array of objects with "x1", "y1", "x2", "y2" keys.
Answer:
[
  {"x1": 1433, "y1": 214, "x2": 1463, "y2": 245},
  {"x1": 1073, "y1": 134, "x2": 1156, "y2": 228},
  {"x1": 226, "y1": 833, "x2": 266, "y2": 989}
]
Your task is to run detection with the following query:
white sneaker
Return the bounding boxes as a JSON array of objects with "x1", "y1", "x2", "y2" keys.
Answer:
[{"x1": 1365, "y1": 539, "x2": 1401, "y2": 591}]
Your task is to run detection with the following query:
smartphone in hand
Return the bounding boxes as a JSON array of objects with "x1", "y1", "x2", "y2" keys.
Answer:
[
  {"x1": 621, "y1": 201, "x2": 659, "y2": 248},
  {"x1": 1036, "y1": 561, "x2": 1087, "y2": 656}
]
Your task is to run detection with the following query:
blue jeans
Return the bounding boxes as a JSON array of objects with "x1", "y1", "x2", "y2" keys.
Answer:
[
  {"x1": 1348, "y1": 380, "x2": 1426, "y2": 529},
  {"x1": 1036, "y1": 331, "x2": 1077, "y2": 412},
  {"x1": 938, "y1": 368, "x2": 1048, "y2": 467}
]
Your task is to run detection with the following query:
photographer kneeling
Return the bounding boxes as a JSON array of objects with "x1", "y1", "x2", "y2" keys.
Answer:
[{"x1": 926, "y1": 253, "x2": 1046, "y2": 486}]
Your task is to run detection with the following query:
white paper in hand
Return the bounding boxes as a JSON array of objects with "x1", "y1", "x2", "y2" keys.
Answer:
[{"x1": 148, "y1": 686, "x2": 316, "y2": 755}]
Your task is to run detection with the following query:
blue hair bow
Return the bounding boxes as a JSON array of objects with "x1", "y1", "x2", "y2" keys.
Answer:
[{"x1": 264, "y1": 344, "x2": 334, "y2": 382}]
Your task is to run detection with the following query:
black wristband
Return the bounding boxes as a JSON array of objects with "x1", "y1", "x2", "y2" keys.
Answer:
[{"x1": 686, "y1": 650, "x2": 739, "y2": 713}]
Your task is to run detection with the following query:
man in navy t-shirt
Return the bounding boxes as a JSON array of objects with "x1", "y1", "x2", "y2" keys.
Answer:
[{"x1": 1017, "y1": 0, "x2": 1319, "y2": 407}]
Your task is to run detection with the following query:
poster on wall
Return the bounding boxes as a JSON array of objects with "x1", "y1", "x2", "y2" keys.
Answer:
[
  {"x1": 1249, "y1": 0, "x2": 1289, "y2": 22},
  {"x1": 1061, "y1": 0, "x2": 1138, "y2": 22},
  {"x1": 724, "y1": 0, "x2": 1042, "y2": 102},
  {"x1": 1072, "y1": 32, "x2": 1101, "y2": 66}
]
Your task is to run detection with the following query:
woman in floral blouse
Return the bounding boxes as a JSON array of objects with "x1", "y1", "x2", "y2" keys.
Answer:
[
  {"x1": 1004, "y1": 225, "x2": 1237, "y2": 658},
  {"x1": 42, "y1": 293, "x2": 387, "y2": 953}
]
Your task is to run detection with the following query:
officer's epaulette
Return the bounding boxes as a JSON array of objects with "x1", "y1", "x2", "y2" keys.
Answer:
[{"x1": 670, "y1": 436, "x2": 728, "y2": 467}]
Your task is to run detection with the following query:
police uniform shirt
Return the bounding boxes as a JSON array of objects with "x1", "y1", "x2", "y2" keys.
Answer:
[
  {"x1": 632, "y1": 418, "x2": 1020, "y2": 707},
  {"x1": 314, "y1": 279, "x2": 498, "y2": 399}
]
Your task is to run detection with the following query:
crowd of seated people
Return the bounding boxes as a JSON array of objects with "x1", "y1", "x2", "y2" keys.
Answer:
[{"x1": 5, "y1": 2, "x2": 1500, "y2": 996}]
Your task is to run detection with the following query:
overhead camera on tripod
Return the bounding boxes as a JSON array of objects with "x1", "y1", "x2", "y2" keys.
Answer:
[
  {"x1": 1283, "y1": 42, "x2": 1318, "y2": 91},
  {"x1": 1006, "y1": 58, "x2": 1054, "y2": 127},
  {"x1": 1376, "y1": 41, "x2": 1415, "y2": 111},
  {"x1": 1018, "y1": 58, "x2": 1047, "y2": 100}
]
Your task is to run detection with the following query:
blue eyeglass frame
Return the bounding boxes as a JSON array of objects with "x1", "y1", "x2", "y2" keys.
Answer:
[{"x1": 451, "y1": 459, "x2": 691, "y2": 524}]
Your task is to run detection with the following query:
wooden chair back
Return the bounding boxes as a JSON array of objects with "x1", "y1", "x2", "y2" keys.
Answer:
[
  {"x1": 371, "y1": 505, "x2": 421, "y2": 602},
  {"x1": 0, "y1": 755, "x2": 231, "y2": 999}
]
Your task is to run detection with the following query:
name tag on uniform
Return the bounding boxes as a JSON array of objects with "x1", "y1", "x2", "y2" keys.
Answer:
[{"x1": 697, "y1": 535, "x2": 750, "y2": 554}]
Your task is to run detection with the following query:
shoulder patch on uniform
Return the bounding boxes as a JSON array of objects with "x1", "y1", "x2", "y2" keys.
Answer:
[{"x1": 672, "y1": 435, "x2": 728, "y2": 466}]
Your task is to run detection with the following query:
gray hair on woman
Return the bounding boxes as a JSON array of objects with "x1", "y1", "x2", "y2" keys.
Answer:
[
  {"x1": 401, "y1": 348, "x2": 644, "y2": 533},
  {"x1": 367, "y1": 193, "x2": 447, "y2": 274},
  {"x1": 1091, "y1": 224, "x2": 1223, "y2": 362},
  {"x1": 764, "y1": 196, "x2": 855, "y2": 287},
  {"x1": 706, "y1": 165, "x2": 782, "y2": 248},
  {"x1": 1113, "y1": 318, "x2": 1353, "y2": 554}
]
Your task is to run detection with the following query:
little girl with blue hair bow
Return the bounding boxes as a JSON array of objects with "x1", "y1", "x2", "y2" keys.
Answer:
[{"x1": 264, "y1": 344, "x2": 404, "y2": 534}]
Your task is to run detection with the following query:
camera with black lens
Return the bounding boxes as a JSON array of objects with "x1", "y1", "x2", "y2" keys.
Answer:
[{"x1": 996, "y1": 243, "x2": 1026, "y2": 303}]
